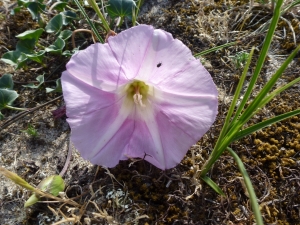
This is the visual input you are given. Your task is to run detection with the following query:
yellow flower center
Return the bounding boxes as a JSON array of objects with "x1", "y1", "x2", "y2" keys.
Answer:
[{"x1": 126, "y1": 80, "x2": 149, "y2": 107}]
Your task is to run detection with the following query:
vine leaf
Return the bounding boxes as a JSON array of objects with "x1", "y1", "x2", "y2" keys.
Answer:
[
  {"x1": 46, "y1": 78, "x2": 62, "y2": 93},
  {"x1": 45, "y1": 14, "x2": 63, "y2": 34},
  {"x1": 107, "y1": 0, "x2": 136, "y2": 18},
  {"x1": 45, "y1": 37, "x2": 65, "y2": 54},
  {"x1": 0, "y1": 89, "x2": 19, "y2": 110},
  {"x1": 1, "y1": 50, "x2": 28, "y2": 69},
  {"x1": 0, "y1": 74, "x2": 14, "y2": 90},
  {"x1": 0, "y1": 74, "x2": 18, "y2": 119},
  {"x1": 23, "y1": 74, "x2": 44, "y2": 89},
  {"x1": 15, "y1": 28, "x2": 44, "y2": 42}
]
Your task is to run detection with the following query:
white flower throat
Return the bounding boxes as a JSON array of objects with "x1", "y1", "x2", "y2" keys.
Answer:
[{"x1": 126, "y1": 80, "x2": 149, "y2": 107}]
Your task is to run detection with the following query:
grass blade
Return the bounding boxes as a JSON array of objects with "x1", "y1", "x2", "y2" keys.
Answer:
[
  {"x1": 73, "y1": 0, "x2": 104, "y2": 43},
  {"x1": 200, "y1": 0, "x2": 284, "y2": 178},
  {"x1": 227, "y1": 147, "x2": 264, "y2": 225},
  {"x1": 201, "y1": 176, "x2": 225, "y2": 196},
  {"x1": 236, "y1": 45, "x2": 300, "y2": 125},
  {"x1": 256, "y1": 69, "x2": 300, "y2": 113},
  {"x1": 87, "y1": 0, "x2": 110, "y2": 32},
  {"x1": 194, "y1": 42, "x2": 236, "y2": 57},
  {"x1": 231, "y1": 0, "x2": 283, "y2": 127},
  {"x1": 232, "y1": 108, "x2": 300, "y2": 142},
  {"x1": 216, "y1": 48, "x2": 255, "y2": 147}
]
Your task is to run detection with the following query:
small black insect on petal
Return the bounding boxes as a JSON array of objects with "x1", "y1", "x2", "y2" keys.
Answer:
[{"x1": 157, "y1": 62, "x2": 162, "y2": 68}]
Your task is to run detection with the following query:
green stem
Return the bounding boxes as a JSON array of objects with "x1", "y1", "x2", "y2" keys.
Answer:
[
  {"x1": 200, "y1": 133, "x2": 232, "y2": 177},
  {"x1": 5, "y1": 105, "x2": 29, "y2": 111},
  {"x1": 73, "y1": 0, "x2": 104, "y2": 43},
  {"x1": 118, "y1": 16, "x2": 124, "y2": 27},
  {"x1": 132, "y1": 0, "x2": 142, "y2": 26},
  {"x1": 0, "y1": 166, "x2": 35, "y2": 191},
  {"x1": 66, "y1": 5, "x2": 79, "y2": 12},
  {"x1": 227, "y1": 147, "x2": 264, "y2": 225},
  {"x1": 213, "y1": 47, "x2": 255, "y2": 153},
  {"x1": 36, "y1": 43, "x2": 45, "y2": 49},
  {"x1": 87, "y1": 0, "x2": 110, "y2": 32}
]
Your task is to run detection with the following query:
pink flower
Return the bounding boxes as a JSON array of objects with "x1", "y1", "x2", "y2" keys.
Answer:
[{"x1": 61, "y1": 25, "x2": 218, "y2": 170}]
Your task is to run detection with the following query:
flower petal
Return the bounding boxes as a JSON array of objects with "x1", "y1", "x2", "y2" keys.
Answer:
[
  {"x1": 66, "y1": 43, "x2": 128, "y2": 92},
  {"x1": 107, "y1": 25, "x2": 155, "y2": 80},
  {"x1": 123, "y1": 107, "x2": 166, "y2": 169},
  {"x1": 123, "y1": 90, "x2": 217, "y2": 170},
  {"x1": 135, "y1": 28, "x2": 192, "y2": 82},
  {"x1": 156, "y1": 92, "x2": 217, "y2": 139},
  {"x1": 153, "y1": 110, "x2": 198, "y2": 169},
  {"x1": 153, "y1": 59, "x2": 218, "y2": 97},
  {"x1": 67, "y1": 99, "x2": 134, "y2": 167},
  {"x1": 61, "y1": 71, "x2": 117, "y2": 118},
  {"x1": 62, "y1": 70, "x2": 135, "y2": 166}
]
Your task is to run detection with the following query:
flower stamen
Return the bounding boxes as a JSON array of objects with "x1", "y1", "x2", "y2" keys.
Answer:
[
  {"x1": 133, "y1": 92, "x2": 145, "y2": 107},
  {"x1": 126, "y1": 80, "x2": 149, "y2": 107}
]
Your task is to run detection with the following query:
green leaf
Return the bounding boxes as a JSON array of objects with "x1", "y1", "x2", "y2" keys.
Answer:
[
  {"x1": 16, "y1": 28, "x2": 44, "y2": 41},
  {"x1": 199, "y1": 0, "x2": 285, "y2": 178},
  {"x1": 230, "y1": 51, "x2": 250, "y2": 69},
  {"x1": 132, "y1": 0, "x2": 143, "y2": 26},
  {"x1": 194, "y1": 42, "x2": 237, "y2": 57},
  {"x1": 23, "y1": 74, "x2": 44, "y2": 89},
  {"x1": 215, "y1": 48, "x2": 255, "y2": 147},
  {"x1": 16, "y1": 38, "x2": 36, "y2": 54},
  {"x1": 45, "y1": 37, "x2": 65, "y2": 54},
  {"x1": 227, "y1": 147, "x2": 264, "y2": 225},
  {"x1": 24, "y1": 175, "x2": 65, "y2": 208},
  {"x1": 37, "y1": 175, "x2": 65, "y2": 196},
  {"x1": 240, "y1": 45, "x2": 300, "y2": 123},
  {"x1": 233, "y1": 108, "x2": 300, "y2": 142},
  {"x1": 52, "y1": 2, "x2": 68, "y2": 11},
  {"x1": 24, "y1": 194, "x2": 39, "y2": 208},
  {"x1": 27, "y1": 2, "x2": 46, "y2": 20},
  {"x1": 46, "y1": 78, "x2": 62, "y2": 93},
  {"x1": 107, "y1": 0, "x2": 136, "y2": 18},
  {"x1": 61, "y1": 11, "x2": 77, "y2": 26},
  {"x1": 1, "y1": 50, "x2": 28, "y2": 69},
  {"x1": 45, "y1": 14, "x2": 63, "y2": 34},
  {"x1": 58, "y1": 30, "x2": 73, "y2": 40},
  {"x1": 18, "y1": 0, "x2": 44, "y2": 6},
  {"x1": 0, "y1": 89, "x2": 19, "y2": 110},
  {"x1": 22, "y1": 123, "x2": 38, "y2": 137},
  {"x1": 62, "y1": 50, "x2": 72, "y2": 56},
  {"x1": 229, "y1": 1, "x2": 285, "y2": 130},
  {"x1": 0, "y1": 111, "x2": 4, "y2": 120},
  {"x1": 0, "y1": 74, "x2": 14, "y2": 90},
  {"x1": 10, "y1": 7, "x2": 21, "y2": 15},
  {"x1": 62, "y1": 47, "x2": 79, "y2": 57},
  {"x1": 17, "y1": 0, "x2": 30, "y2": 7},
  {"x1": 257, "y1": 75, "x2": 300, "y2": 114},
  {"x1": 201, "y1": 176, "x2": 225, "y2": 196},
  {"x1": 26, "y1": 50, "x2": 45, "y2": 64}
]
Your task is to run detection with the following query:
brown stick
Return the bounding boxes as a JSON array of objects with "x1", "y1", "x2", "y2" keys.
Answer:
[{"x1": 0, "y1": 96, "x2": 62, "y2": 130}]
